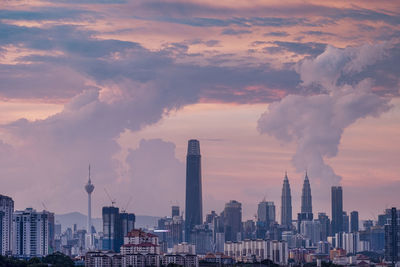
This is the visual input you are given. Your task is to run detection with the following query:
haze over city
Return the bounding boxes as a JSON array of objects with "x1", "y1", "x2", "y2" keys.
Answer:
[{"x1": 0, "y1": 0, "x2": 399, "y2": 223}]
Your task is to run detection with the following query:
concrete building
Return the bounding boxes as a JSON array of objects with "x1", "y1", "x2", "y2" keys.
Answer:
[
  {"x1": 0, "y1": 194, "x2": 14, "y2": 255},
  {"x1": 224, "y1": 239, "x2": 288, "y2": 265},
  {"x1": 85, "y1": 165, "x2": 95, "y2": 251},
  {"x1": 222, "y1": 200, "x2": 242, "y2": 242},
  {"x1": 12, "y1": 208, "x2": 55, "y2": 257}
]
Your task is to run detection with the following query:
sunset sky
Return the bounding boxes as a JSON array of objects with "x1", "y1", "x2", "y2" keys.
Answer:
[{"x1": 1, "y1": 0, "x2": 399, "y2": 222}]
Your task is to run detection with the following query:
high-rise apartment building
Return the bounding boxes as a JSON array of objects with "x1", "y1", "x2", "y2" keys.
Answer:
[
  {"x1": 331, "y1": 186, "x2": 343, "y2": 235},
  {"x1": 223, "y1": 200, "x2": 242, "y2": 242},
  {"x1": 0, "y1": 195, "x2": 14, "y2": 256},
  {"x1": 280, "y1": 172, "x2": 292, "y2": 229},
  {"x1": 350, "y1": 211, "x2": 359, "y2": 233},
  {"x1": 185, "y1": 139, "x2": 203, "y2": 243},
  {"x1": 12, "y1": 208, "x2": 55, "y2": 257}
]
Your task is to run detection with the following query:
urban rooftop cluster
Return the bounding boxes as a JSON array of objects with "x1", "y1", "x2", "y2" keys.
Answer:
[{"x1": 0, "y1": 140, "x2": 399, "y2": 267}]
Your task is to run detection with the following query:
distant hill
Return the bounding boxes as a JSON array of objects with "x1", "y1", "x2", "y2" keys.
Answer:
[{"x1": 55, "y1": 212, "x2": 159, "y2": 232}]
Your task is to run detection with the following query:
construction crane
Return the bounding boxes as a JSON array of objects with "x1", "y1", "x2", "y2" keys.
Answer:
[
  {"x1": 121, "y1": 196, "x2": 133, "y2": 213},
  {"x1": 104, "y1": 188, "x2": 116, "y2": 207}
]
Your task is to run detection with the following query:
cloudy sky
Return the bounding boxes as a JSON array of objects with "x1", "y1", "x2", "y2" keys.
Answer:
[{"x1": 1, "y1": 0, "x2": 399, "y2": 222}]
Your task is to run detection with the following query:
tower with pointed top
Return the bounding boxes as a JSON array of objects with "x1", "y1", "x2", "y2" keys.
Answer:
[
  {"x1": 297, "y1": 172, "x2": 313, "y2": 230},
  {"x1": 84, "y1": 165, "x2": 95, "y2": 250},
  {"x1": 301, "y1": 172, "x2": 312, "y2": 214},
  {"x1": 281, "y1": 172, "x2": 292, "y2": 228}
]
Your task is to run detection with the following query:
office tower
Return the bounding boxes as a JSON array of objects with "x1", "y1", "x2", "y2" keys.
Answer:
[
  {"x1": 384, "y1": 207, "x2": 400, "y2": 264},
  {"x1": 300, "y1": 220, "x2": 322, "y2": 245},
  {"x1": 318, "y1": 213, "x2": 331, "y2": 241},
  {"x1": 185, "y1": 139, "x2": 203, "y2": 242},
  {"x1": 298, "y1": 172, "x2": 313, "y2": 230},
  {"x1": 172, "y1": 206, "x2": 180, "y2": 217},
  {"x1": 350, "y1": 211, "x2": 359, "y2": 233},
  {"x1": 223, "y1": 200, "x2": 242, "y2": 242},
  {"x1": 120, "y1": 212, "x2": 135, "y2": 238},
  {"x1": 331, "y1": 186, "x2": 343, "y2": 235},
  {"x1": 102, "y1": 206, "x2": 122, "y2": 252},
  {"x1": 258, "y1": 201, "x2": 276, "y2": 225},
  {"x1": 257, "y1": 201, "x2": 276, "y2": 238},
  {"x1": 0, "y1": 195, "x2": 14, "y2": 256},
  {"x1": 84, "y1": 165, "x2": 95, "y2": 250},
  {"x1": 190, "y1": 224, "x2": 213, "y2": 255},
  {"x1": 301, "y1": 172, "x2": 312, "y2": 214},
  {"x1": 13, "y1": 208, "x2": 55, "y2": 257},
  {"x1": 343, "y1": 212, "x2": 349, "y2": 233},
  {"x1": 281, "y1": 172, "x2": 292, "y2": 229}
]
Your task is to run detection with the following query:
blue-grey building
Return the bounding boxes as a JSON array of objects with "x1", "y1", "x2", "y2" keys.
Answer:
[{"x1": 185, "y1": 139, "x2": 203, "y2": 243}]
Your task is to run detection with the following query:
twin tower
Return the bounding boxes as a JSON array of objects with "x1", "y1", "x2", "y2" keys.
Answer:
[
  {"x1": 281, "y1": 171, "x2": 312, "y2": 229},
  {"x1": 183, "y1": 139, "x2": 313, "y2": 239}
]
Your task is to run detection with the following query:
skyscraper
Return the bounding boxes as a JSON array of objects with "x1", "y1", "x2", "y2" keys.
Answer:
[
  {"x1": 258, "y1": 201, "x2": 276, "y2": 224},
  {"x1": 301, "y1": 172, "x2": 312, "y2": 214},
  {"x1": 298, "y1": 172, "x2": 313, "y2": 230},
  {"x1": 350, "y1": 211, "x2": 359, "y2": 233},
  {"x1": 84, "y1": 165, "x2": 95, "y2": 250},
  {"x1": 257, "y1": 200, "x2": 276, "y2": 238},
  {"x1": 185, "y1": 139, "x2": 203, "y2": 242},
  {"x1": 384, "y1": 207, "x2": 400, "y2": 265},
  {"x1": 223, "y1": 200, "x2": 242, "y2": 242},
  {"x1": 331, "y1": 186, "x2": 343, "y2": 235},
  {"x1": 281, "y1": 172, "x2": 292, "y2": 229},
  {"x1": 0, "y1": 195, "x2": 14, "y2": 256},
  {"x1": 342, "y1": 211, "x2": 349, "y2": 233},
  {"x1": 102, "y1": 206, "x2": 122, "y2": 252}
]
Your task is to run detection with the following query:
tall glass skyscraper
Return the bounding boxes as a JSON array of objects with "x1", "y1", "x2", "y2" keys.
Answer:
[
  {"x1": 185, "y1": 139, "x2": 203, "y2": 243},
  {"x1": 280, "y1": 173, "x2": 292, "y2": 228},
  {"x1": 331, "y1": 186, "x2": 343, "y2": 235},
  {"x1": 301, "y1": 172, "x2": 312, "y2": 214}
]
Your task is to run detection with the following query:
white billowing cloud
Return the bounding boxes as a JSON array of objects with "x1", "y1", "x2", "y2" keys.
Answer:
[
  {"x1": 124, "y1": 139, "x2": 185, "y2": 215},
  {"x1": 258, "y1": 43, "x2": 392, "y2": 187},
  {"x1": 298, "y1": 43, "x2": 389, "y2": 89}
]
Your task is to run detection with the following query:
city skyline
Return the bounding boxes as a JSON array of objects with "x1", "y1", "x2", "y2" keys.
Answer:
[{"x1": 0, "y1": 0, "x2": 399, "y2": 222}]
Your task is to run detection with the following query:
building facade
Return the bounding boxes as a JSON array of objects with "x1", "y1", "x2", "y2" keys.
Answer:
[
  {"x1": 0, "y1": 195, "x2": 14, "y2": 255},
  {"x1": 223, "y1": 200, "x2": 242, "y2": 242},
  {"x1": 12, "y1": 208, "x2": 55, "y2": 257},
  {"x1": 331, "y1": 186, "x2": 343, "y2": 235},
  {"x1": 185, "y1": 139, "x2": 203, "y2": 243},
  {"x1": 280, "y1": 172, "x2": 292, "y2": 229}
]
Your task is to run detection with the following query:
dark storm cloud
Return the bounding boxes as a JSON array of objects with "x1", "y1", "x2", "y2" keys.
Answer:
[
  {"x1": 221, "y1": 28, "x2": 252, "y2": 35},
  {"x1": 264, "y1": 41, "x2": 327, "y2": 56},
  {"x1": 133, "y1": 16, "x2": 308, "y2": 28},
  {"x1": 0, "y1": 21, "x2": 300, "y2": 102},
  {"x1": 264, "y1": 31, "x2": 289, "y2": 37},
  {"x1": 0, "y1": 8, "x2": 92, "y2": 21}
]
